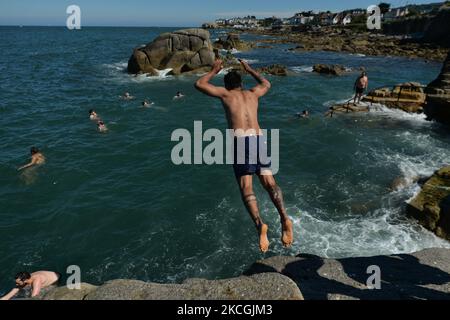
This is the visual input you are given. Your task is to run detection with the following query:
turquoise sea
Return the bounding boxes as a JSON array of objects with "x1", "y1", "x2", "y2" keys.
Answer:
[{"x1": 0, "y1": 26, "x2": 449, "y2": 292}]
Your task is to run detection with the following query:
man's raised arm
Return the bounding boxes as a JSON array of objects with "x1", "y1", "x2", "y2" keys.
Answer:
[
  {"x1": 194, "y1": 59, "x2": 228, "y2": 98},
  {"x1": 239, "y1": 59, "x2": 271, "y2": 97}
]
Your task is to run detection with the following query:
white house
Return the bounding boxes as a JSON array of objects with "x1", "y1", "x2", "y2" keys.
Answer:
[
  {"x1": 343, "y1": 14, "x2": 352, "y2": 25},
  {"x1": 333, "y1": 14, "x2": 342, "y2": 24}
]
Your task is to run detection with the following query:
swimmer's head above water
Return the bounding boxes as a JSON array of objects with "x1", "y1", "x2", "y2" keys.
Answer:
[{"x1": 30, "y1": 147, "x2": 39, "y2": 155}]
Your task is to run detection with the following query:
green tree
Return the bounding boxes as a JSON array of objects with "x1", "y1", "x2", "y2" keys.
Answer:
[
  {"x1": 378, "y1": 2, "x2": 391, "y2": 14},
  {"x1": 406, "y1": 6, "x2": 420, "y2": 17}
]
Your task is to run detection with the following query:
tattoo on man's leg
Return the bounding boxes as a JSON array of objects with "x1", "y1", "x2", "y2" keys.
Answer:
[{"x1": 268, "y1": 185, "x2": 287, "y2": 215}]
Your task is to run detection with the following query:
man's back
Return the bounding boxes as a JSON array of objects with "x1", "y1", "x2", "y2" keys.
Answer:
[{"x1": 221, "y1": 89, "x2": 261, "y2": 133}]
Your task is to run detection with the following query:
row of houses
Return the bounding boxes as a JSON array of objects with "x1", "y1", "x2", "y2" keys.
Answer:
[{"x1": 213, "y1": 3, "x2": 444, "y2": 29}]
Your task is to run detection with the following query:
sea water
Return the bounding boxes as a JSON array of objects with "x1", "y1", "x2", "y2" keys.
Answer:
[{"x1": 0, "y1": 27, "x2": 449, "y2": 291}]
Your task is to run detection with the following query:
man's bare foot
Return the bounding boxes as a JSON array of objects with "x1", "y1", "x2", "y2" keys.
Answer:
[
  {"x1": 258, "y1": 224, "x2": 269, "y2": 253},
  {"x1": 281, "y1": 219, "x2": 293, "y2": 247}
]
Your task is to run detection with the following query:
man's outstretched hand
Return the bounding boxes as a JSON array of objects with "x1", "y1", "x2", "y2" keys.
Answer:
[{"x1": 212, "y1": 59, "x2": 223, "y2": 74}]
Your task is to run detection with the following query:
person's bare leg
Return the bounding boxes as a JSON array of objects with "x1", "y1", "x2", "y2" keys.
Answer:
[
  {"x1": 258, "y1": 173, "x2": 293, "y2": 247},
  {"x1": 237, "y1": 175, "x2": 269, "y2": 252}
]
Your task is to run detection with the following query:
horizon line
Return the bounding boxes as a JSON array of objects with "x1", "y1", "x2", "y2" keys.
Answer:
[{"x1": 0, "y1": 24, "x2": 198, "y2": 28}]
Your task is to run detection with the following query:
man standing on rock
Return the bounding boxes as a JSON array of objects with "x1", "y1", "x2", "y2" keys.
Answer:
[
  {"x1": 194, "y1": 59, "x2": 294, "y2": 253},
  {"x1": 353, "y1": 71, "x2": 368, "y2": 105}
]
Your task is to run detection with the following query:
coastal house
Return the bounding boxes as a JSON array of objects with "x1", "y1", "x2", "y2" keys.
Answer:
[
  {"x1": 221, "y1": 16, "x2": 259, "y2": 29},
  {"x1": 215, "y1": 19, "x2": 226, "y2": 26},
  {"x1": 333, "y1": 13, "x2": 343, "y2": 24},
  {"x1": 288, "y1": 12, "x2": 315, "y2": 25},
  {"x1": 383, "y1": 7, "x2": 410, "y2": 21},
  {"x1": 343, "y1": 14, "x2": 352, "y2": 25},
  {"x1": 319, "y1": 12, "x2": 334, "y2": 25}
]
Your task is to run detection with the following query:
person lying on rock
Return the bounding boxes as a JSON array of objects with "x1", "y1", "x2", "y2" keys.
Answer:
[
  {"x1": 195, "y1": 58, "x2": 294, "y2": 253},
  {"x1": 1, "y1": 271, "x2": 61, "y2": 300}
]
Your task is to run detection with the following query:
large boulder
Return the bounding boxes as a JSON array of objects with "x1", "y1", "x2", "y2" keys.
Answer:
[
  {"x1": 127, "y1": 28, "x2": 215, "y2": 75},
  {"x1": 425, "y1": 51, "x2": 450, "y2": 125},
  {"x1": 312, "y1": 64, "x2": 347, "y2": 76},
  {"x1": 406, "y1": 166, "x2": 450, "y2": 240},
  {"x1": 255, "y1": 64, "x2": 288, "y2": 76},
  {"x1": 363, "y1": 82, "x2": 426, "y2": 113}
]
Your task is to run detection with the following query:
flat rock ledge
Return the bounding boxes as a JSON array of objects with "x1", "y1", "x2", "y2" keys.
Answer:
[
  {"x1": 245, "y1": 248, "x2": 450, "y2": 300},
  {"x1": 32, "y1": 248, "x2": 450, "y2": 300},
  {"x1": 37, "y1": 273, "x2": 302, "y2": 300}
]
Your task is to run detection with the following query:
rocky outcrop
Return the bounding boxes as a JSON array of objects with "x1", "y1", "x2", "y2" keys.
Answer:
[
  {"x1": 127, "y1": 28, "x2": 215, "y2": 75},
  {"x1": 214, "y1": 33, "x2": 254, "y2": 51},
  {"x1": 202, "y1": 22, "x2": 218, "y2": 29},
  {"x1": 313, "y1": 64, "x2": 347, "y2": 76},
  {"x1": 31, "y1": 248, "x2": 450, "y2": 300},
  {"x1": 407, "y1": 166, "x2": 450, "y2": 241},
  {"x1": 255, "y1": 64, "x2": 288, "y2": 76},
  {"x1": 425, "y1": 51, "x2": 450, "y2": 125},
  {"x1": 248, "y1": 28, "x2": 448, "y2": 61},
  {"x1": 245, "y1": 248, "x2": 450, "y2": 300},
  {"x1": 36, "y1": 273, "x2": 303, "y2": 300},
  {"x1": 363, "y1": 82, "x2": 426, "y2": 113}
]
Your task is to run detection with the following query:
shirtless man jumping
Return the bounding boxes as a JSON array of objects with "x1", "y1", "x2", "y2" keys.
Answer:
[
  {"x1": 1, "y1": 271, "x2": 60, "y2": 300},
  {"x1": 195, "y1": 59, "x2": 293, "y2": 252}
]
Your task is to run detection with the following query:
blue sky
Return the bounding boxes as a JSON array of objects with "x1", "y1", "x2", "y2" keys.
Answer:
[{"x1": 0, "y1": 0, "x2": 442, "y2": 27}]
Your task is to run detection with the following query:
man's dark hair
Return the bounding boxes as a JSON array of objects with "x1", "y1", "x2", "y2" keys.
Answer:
[
  {"x1": 224, "y1": 71, "x2": 242, "y2": 90},
  {"x1": 15, "y1": 271, "x2": 31, "y2": 282},
  {"x1": 30, "y1": 147, "x2": 39, "y2": 155},
  {"x1": 89, "y1": 109, "x2": 94, "y2": 114}
]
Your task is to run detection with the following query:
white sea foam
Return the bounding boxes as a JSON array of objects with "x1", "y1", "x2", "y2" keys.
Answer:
[
  {"x1": 367, "y1": 104, "x2": 428, "y2": 123},
  {"x1": 287, "y1": 206, "x2": 450, "y2": 259},
  {"x1": 103, "y1": 61, "x2": 128, "y2": 72},
  {"x1": 220, "y1": 48, "x2": 241, "y2": 54},
  {"x1": 291, "y1": 65, "x2": 313, "y2": 73},
  {"x1": 242, "y1": 59, "x2": 259, "y2": 64}
]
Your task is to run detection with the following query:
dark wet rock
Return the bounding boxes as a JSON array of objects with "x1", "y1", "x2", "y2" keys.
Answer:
[
  {"x1": 313, "y1": 64, "x2": 347, "y2": 76},
  {"x1": 425, "y1": 51, "x2": 450, "y2": 125},
  {"x1": 255, "y1": 64, "x2": 288, "y2": 76}
]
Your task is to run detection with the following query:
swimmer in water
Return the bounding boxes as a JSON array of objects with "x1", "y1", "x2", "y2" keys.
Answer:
[
  {"x1": 297, "y1": 110, "x2": 309, "y2": 118},
  {"x1": 18, "y1": 147, "x2": 46, "y2": 171},
  {"x1": 1, "y1": 271, "x2": 61, "y2": 300},
  {"x1": 97, "y1": 121, "x2": 108, "y2": 132},
  {"x1": 173, "y1": 91, "x2": 185, "y2": 99},
  {"x1": 121, "y1": 92, "x2": 134, "y2": 100},
  {"x1": 89, "y1": 109, "x2": 99, "y2": 120},
  {"x1": 141, "y1": 100, "x2": 154, "y2": 108}
]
